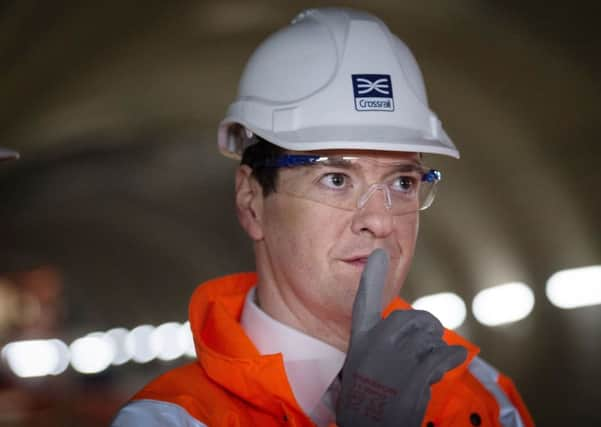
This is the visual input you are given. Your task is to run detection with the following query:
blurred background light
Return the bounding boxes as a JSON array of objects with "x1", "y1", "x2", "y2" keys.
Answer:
[
  {"x1": 472, "y1": 282, "x2": 535, "y2": 326},
  {"x1": 546, "y1": 266, "x2": 601, "y2": 309},
  {"x1": 412, "y1": 292, "x2": 467, "y2": 330},
  {"x1": 106, "y1": 327, "x2": 131, "y2": 365},
  {"x1": 70, "y1": 334, "x2": 115, "y2": 374},
  {"x1": 125, "y1": 325, "x2": 157, "y2": 363},
  {"x1": 1, "y1": 339, "x2": 68, "y2": 378},
  {"x1": 178, "y1": 321, "x2": 197, "y2": 358},
  {"x1": 49, "y1": 338, "x2": 71, "y2": 375},
  {"x1": 150, "y1": 322, "x2": 186, "y2": 361}
]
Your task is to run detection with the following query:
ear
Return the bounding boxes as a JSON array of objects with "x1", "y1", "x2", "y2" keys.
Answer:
[{"x1": 235, "y1": 165, "x2": 265, "y2": 241}]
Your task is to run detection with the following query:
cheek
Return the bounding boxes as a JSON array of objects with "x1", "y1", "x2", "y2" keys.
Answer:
[
  {"x1": 262, "y1": 198, "x2": 338, "y2": 270},
  {"x1": 385, "y1": 214, "x2": 419, "y2": 299},
  {"x1": 262, "y1": 199, "x2": 301, "y2": 258},
  {"x1": 394, "y1": 213, "x2": 419, "y2": 253}
]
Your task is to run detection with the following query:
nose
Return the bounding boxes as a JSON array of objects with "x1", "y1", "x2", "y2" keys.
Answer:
[{"x1": 351, "y1": 187, "x2": 394, "y2": 238}]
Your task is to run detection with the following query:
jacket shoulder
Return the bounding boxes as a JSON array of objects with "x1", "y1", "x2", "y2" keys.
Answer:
[
  {"x1": 468, "y1": 357, "x2": 535, "y2": 427},
  {"x1": 425, "y1": 356, "x2": 534, "y2": 427},
  {"x1": 111, "y1": 399, "x2": 208, "y2": 427},
  {"x1": 128, "y1": 362, "x2": 254, "y2": 426}
]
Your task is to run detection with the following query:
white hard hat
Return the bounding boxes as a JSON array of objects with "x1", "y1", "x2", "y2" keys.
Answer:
[
  {"x1": 0, "y1": 147, "x2": 19, "y2": 162},
  {"x1": 218, "y1": 7, "x2": 459, "y2": 159}
]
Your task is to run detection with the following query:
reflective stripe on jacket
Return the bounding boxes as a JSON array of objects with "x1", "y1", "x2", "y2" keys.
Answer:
[{"x1": 112, "y1": 273, "x2": 535, "y2": 427}]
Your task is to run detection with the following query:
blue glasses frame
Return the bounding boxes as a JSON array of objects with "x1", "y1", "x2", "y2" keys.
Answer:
[{"x1": 257, "y1": 154, "x2": 441, "y2": 183}]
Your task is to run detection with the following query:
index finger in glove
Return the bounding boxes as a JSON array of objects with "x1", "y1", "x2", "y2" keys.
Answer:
[{"x1": 351, "y1": 248, "x2": 389, "y2": 336}]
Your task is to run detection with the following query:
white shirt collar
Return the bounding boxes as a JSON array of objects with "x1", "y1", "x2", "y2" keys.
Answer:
[{"x1": 240, "y1": 287, "x2": 346, "y2": 425}]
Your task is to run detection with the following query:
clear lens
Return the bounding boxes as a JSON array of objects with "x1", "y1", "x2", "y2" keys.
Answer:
[{"x1": 274, "y1": 155, "x2": 440, "y2": 215}]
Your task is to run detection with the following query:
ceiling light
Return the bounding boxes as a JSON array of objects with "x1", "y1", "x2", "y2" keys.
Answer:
[
  {"x1": 412, "y1": 292, "x2": 467, "y2": 330},
  {"x1": 472, "y1": 282, "x2": 535, "y2": 326},
  {"x1": 2, "y1": 339, "x2": 67, "y2": 378},
  {"x1": 125, "y1": 325, "x2": 157, "y2": 363},
  {"x1": 546, "y1": 266, "x2": 601, "y2": 309},
  {"x1": 70, "y1": 335, "x2": 115, "y2": 374},
  {"x1": 105, "y1": 327, "x2": 131, "y2": 365},
  {"x1": 151, "y1": 322, "x2": 186, "y2": 361}
]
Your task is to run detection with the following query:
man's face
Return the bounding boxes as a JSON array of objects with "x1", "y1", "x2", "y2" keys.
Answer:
[{"x1": 249, "y1": 150, "x2": 421, "y2": 327}]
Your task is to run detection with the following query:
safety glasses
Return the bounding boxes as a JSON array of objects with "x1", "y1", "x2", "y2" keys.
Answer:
[{"x1": 257, "y1": 154, "x2": 442, "y2": 215}]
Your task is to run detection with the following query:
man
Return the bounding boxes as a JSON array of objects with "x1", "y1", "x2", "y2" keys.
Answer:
[{"x1": 113, "y1": 7, "x2": 534, "y2": 427}]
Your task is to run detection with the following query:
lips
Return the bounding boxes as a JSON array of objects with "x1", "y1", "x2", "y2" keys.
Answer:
[
  {"x1": 341, "y1": 249, "x2": 399, "y2": 267},
  {"x1": 342, "y1": 255, "x2": 370, "y2": 268}
]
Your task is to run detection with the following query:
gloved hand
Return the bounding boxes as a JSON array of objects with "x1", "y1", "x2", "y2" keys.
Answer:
[{"x1": 336, "y1": 249, "x2": 467, "y2": 427}]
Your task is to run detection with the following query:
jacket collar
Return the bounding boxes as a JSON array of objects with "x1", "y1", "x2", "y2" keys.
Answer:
[{"x1": 189, "y1": 273, "x2": 304, "y2": 421}]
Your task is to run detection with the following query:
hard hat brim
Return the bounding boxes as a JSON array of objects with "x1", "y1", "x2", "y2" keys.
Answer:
[{"x1": 218, "y1": 121, "x2": 460, "y2": 160}]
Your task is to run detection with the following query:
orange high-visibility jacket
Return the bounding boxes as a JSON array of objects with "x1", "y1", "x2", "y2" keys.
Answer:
[{"x1": 112, "y1": 273, "x2": 535, "y2": 427}]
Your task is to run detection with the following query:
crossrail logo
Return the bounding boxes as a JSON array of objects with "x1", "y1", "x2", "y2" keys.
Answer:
[{"x1": 351, "y1": 74, "x2": 394, "y2": 111}]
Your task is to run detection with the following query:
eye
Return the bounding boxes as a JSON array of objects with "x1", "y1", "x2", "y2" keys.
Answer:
[
  {"x1": 390, "y1": 175, "x2": 418, "y2": 193},
  {"x1": 319, "y1": 173, "x2": 350, "y2": 190}
]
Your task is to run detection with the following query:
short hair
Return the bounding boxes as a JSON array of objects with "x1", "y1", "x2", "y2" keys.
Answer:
[{"x1": 240, "y1": 137, "x2": 284, "y2": 197}]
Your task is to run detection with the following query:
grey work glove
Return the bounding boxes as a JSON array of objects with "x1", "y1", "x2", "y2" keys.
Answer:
[{"x1": 336, "y1": 249, "x2": 468, "y2": 427}]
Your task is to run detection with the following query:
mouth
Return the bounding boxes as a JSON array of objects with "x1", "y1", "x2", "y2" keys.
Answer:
[
  {"x1": 340, "y1": 249, "x2": 400, "y2": 269},
  {"x1": 342, "y1": 256, "x2": 370, "y2": 268}
]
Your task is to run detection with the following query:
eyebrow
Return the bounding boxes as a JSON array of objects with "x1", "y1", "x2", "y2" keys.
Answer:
[
  {"x1": 319, "y1": 157, "x2": 355, "y2": 167},
  {"x1": 318, "y1": 157, "x2": 424, "y2": 173}
]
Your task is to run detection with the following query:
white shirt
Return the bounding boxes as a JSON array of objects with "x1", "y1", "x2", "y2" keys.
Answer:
[{"x1": 240, "y1": 287, "x2": 346, "y2": 427}]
